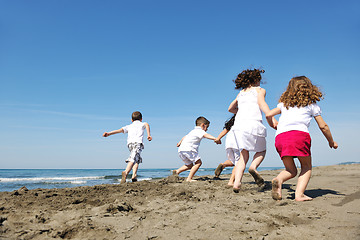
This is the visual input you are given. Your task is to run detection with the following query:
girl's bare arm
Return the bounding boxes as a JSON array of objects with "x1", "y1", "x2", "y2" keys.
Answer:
[
  {"x1": 228, "y1": 99, "x2": 238, "y2": 114},
  {"x1": 314, "y1": 115, "x2": 338, "y2": 149},
  {"x1": 257, "y1": 88, "x2": 278, "y2": 129}
]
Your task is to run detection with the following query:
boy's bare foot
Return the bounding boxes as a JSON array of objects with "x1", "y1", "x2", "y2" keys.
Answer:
[
  {"x1": 214, "y1": 164, "x2": 225, "y2": 178},
  {"x1": 271, "y1": 178, "x2": 282, "y2": 200},
  {"x1": 121, "y1": 171, "x2": 127, "y2": 184},
  {"x1": 172, "y1": 170, "x2": 178, "y2": 175},
  {"x1": 295, "y1": 194, "x2": 313, "y2": 202},
  {"x1": 249, "y1": 169, "x2": 265, "y2": 187}
]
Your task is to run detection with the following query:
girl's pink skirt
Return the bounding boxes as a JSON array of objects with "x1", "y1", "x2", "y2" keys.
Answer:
[{"x1": 275, "y1": 130, "x2": 311, "y2": 158}]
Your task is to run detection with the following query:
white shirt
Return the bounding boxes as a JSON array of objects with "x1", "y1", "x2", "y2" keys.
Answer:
[
  {"x1": 122, "y1": 120, "x2": 146, "y2": 144},
  {"x1": 178, "y1": 126, "x2": 206, "y2": 152},
  {"x1": 276, "y1": 102, "x2": 321, "y2": 136}
]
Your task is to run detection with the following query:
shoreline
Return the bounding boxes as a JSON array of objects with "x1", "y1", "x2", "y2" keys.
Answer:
[{"x1": 0, "y1": 164, "x2": 359, "y2": 239}]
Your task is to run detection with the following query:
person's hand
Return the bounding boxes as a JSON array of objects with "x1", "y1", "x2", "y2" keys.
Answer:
[
  {"x1": 214, "y1": 138, "x2": 222, "y2": 144},
  {"x1": 147, "y1": 136, "x2": 152, "y2": 141},
  {"x1": 103, "y1": 132, "x2": 109, "y2": 137},
  {"x1": 330, "y1": 141, "x2": 338, "y2": 149},
  {"x1": 176, "y1": 142, "x2": 181, "y2": 147}
]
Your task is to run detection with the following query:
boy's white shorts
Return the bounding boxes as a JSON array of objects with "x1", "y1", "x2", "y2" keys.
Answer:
[
  {"x1": 126, "y1": 143, "x2": 144, "y2": 164},
  {"x1": 226, "y1": 148, "x2": 240, "y2": 165},
  {"x1": 178, "y1": 151, "x2": 200, "y2": 165}
]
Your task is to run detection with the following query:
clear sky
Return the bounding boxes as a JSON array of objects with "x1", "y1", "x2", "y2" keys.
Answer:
[{"x1": 1, "y1": 0, "x2": 359, "y2": 169}]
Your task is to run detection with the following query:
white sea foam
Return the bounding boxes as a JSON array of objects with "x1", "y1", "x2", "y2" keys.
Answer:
[{"x1": 0, "y1": 176, "x2": 103, "y2": 182}]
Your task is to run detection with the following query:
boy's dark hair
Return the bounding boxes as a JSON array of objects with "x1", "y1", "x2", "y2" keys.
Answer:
[
  {"x1": 132, "y1": 111, "x2": 142, "y2": 121},
  {"x1": 233, "y1": 68, "x2": 265, "y2": 89},
  {"x1": 224, "y1": 114, "x2": 236, "y2": 131},
  {"x1": 195, "y1": 116, "x2": 210, "y2": 126}
]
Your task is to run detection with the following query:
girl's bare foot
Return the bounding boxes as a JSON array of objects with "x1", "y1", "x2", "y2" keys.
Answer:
[
  {"x1": 271, "y1": 178, "x2": 282, "y2": 200},
  {"x1": 249, "y1": 169, "x2": 265, "y2": 187},
  {"x1": 214, "y1": 164, "x2": 225, "y2": 178},
  {"x1": 121, "y1": 171, "x2": 127, "y2": 184},
  {"x1": 233, "y1": 183, "x2": 241, "y2": 193},
  {"x1": 186, "y1": 179, "x2": 197, "y2": 182},
  {"x1": 295, "y1": 194, "x2": 313, "y2": 202},
  {"x1": 172, "y1": 170, "x2": 178, "y2": 175}
]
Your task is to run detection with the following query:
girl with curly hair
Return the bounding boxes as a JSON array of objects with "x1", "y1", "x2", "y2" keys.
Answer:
[
  {"x1": 266, "y1": 76, "x2": 338, "y2": 201},
  {"x1": 228, "y1": 69, "x2": 277, "y2": 192}
]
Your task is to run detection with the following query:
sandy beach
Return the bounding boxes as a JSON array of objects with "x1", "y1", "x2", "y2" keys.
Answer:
[{"x1": 0, "y1": 164, "x2": 359, "y2": 240}]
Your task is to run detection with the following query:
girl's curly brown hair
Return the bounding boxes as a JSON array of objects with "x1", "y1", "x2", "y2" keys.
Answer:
[
  {"x1": 279, "y1": 76, "x2": 323, "y2": 109},
  {"x1": 233, "y1": 68, "x2": 265, "y2": 89}
]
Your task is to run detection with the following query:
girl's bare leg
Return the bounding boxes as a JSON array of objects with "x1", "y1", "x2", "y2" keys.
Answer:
[
  {"x1": 233, "y1": 150, "x2": 249, "y2": 192},
  {"x1": 187, "y1": 159, "x2": 202, "y2": 181},
  {"x1": 227, "y1": 167, "x2": 236, "y2": 186},
  {"x1": 174, "y1": 164, "x2": 192, "y2": 175},
  {"x1": 295, "y1": 156, "x2": 313, "y2": 201},
  {"x1": 272, "y1": 156, "x2": 297, "y2": 200},
  {"x1": 248, "y1": 151, "x2": 266, "y2": 186},
  {"x1": 215, "y1": 160, "x2": 234, "y2": 177}
]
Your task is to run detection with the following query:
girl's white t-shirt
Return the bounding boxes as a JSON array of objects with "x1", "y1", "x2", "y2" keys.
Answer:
[{"x1": 276, "y1": 102, "x2": 321, "y2": 136}]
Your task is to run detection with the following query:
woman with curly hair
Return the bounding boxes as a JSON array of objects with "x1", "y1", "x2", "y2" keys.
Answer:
[
  {"x1": 266, "y1": 76, "x2": 338, "y2": 201},
  {"x1": 228, "y1": 68, "x2": 277, "y2": 192}
]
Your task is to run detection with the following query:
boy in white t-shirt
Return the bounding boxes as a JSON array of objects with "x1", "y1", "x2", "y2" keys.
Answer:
[
  {"x1": 173, "y1": 116, "x2": 217, "y2": 182},
  {"x1": 103, "y1": 111, "x2": 152, "y2": 183}
]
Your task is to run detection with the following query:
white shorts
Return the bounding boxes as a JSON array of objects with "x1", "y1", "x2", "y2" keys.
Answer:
[
  {"x1": 233, "y1": 130, "x2": 266, "y2": 152},
  {"x1": 178, "y1": 151, "x2": 200, "y2": 165},
  {"x1": 226, "y1": 148, "x2": 240, "y2": 165}
]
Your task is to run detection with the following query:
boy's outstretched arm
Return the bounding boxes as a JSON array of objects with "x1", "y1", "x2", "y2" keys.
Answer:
[
  {"x1": 144, "y1": 122, "x2": 152, "y2": 141},
  {"x1": 314, "y1": 116, "x2": 338, "y2": 149},
  {"x1": 204, "y1": 133, "x2": 216, "y2": 141},
  {"x1": 103, "y1": 128, "x2": 124, "y2": 137}
]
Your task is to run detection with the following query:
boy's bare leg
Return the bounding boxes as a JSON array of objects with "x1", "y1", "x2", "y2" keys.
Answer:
[
  {"x1": 174, "y1": 164, "x2": 192, "y2": 175},
  {"x1": 186, "y1": 159, "x2": 202, "y2": 182},
  {"x1": 233, "y1": 150, "x2": 249, "y2": 192},
  {"x1": 122, "y1": 161, "x2": 134, "y2": 183},
  {"x1": 272, "y1": 156, "x2": 297, "y2": 200},
  {"x1": 132, "y1": 163, "x2": 139, "y2": 181},
  {"x1": 248, "y1": 151, "x2": 266, "y2": 186},
  {"x1": 295, "y1": 156, "x2": 313, "y2": 201}
]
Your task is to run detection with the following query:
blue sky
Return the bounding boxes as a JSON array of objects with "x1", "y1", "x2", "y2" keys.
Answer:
[{"x1": 1, "y1": 0, "x2": 359, "y2": 169}]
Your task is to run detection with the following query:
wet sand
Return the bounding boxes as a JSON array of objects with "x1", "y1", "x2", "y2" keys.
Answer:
[{"x1": 0, "y1": 164, "x2": 359, "y2": 239}]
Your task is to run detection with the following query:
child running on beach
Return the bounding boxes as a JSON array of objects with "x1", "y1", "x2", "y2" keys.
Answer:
[
  {"x1": 266, "y1": 76, "x2": 338, "y2": 201},
  {"x1": 173, "y1": 116, "x2": 217, "y2": 182},
  {"x1": 228, "y1": 68, "x2": 277, "y2": 193},
  {"x1": 214, "y1": 114, "x2": 237, "y2": 186},
  {"x1": 103, "y1": 111, "x2": 152, "y2": 183}
]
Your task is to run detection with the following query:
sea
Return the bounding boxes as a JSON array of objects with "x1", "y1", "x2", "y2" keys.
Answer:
[{"x1": 0, "y1": 167, "x2": 282, "y2": 192}]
